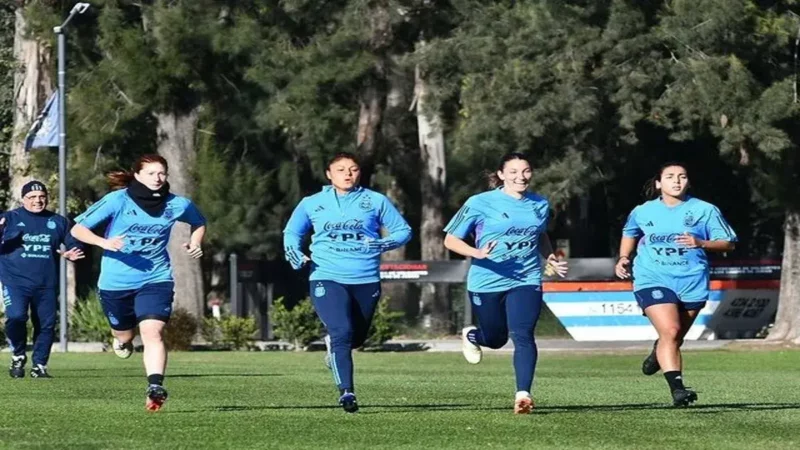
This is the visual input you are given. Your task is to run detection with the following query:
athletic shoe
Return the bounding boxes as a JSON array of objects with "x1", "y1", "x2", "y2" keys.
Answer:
[
  {"x1": 672, "y1": 388, "x2": 698, "y2": 407},
  {"x1": 642, "y1": 340, "x2": 660, "y2": 376},
  {"x1": 323, "y1": 334, "x2": 332, "y2": 369},
  {"x1": 30, "y1": 364, "x2": 52, "y2": 378},
  {"x1": 339, "y1": 391, "x2": 359, "y2": 413},
  {"x1": 461, "y1": 326, "x2": 482, "y2": 364},
  {"x1": 514, "y1": 391, "x2": 534, "y2": 415},
  {"x1": 145, "y1": 384, "x2": 169, "y2": 412},
  {"x1": 113, "y1": 337, "x2": 134, "y2": 359},
  {"x1": 9, "y1": 355, "x2": 26, "y2": 379}
]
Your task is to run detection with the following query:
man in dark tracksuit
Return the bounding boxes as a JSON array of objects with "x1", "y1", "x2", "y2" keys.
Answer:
[{"x1": 1, "y1": 181, "x2": 84, "y2": 378}]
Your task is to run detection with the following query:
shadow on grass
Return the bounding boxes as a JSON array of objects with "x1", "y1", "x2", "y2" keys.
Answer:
[
  {"x1": 169, "y1": 401, "x2": 800, "y2": 415},
  {"x1": 56, "y1": 369, "x2": 283, "y2": 379}
]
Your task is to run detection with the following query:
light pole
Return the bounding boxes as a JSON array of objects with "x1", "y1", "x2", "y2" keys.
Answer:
[{"x1": 54, "y1": 2, "x2": 91, "y2": 353}]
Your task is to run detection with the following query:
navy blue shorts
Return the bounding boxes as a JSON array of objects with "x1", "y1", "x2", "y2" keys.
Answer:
[
  {"x1": 99, "y1": 281, "x2": 175, "y2": 330},
  {"x1": 634, "y1": 287, "x2": 706, "y2": 315}
]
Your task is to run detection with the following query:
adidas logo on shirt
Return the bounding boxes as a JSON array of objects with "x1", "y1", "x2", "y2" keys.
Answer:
[
  {"x1": 644, "y1": 221, "x2": 654, "y2": 227},
  {"x1": 16, "y1": 222, "x2": 25, "y2": 227},
  {"x1": 125, "y1": 210, "x2": 138, "y2": 216},
  {"x1": 314, "y1": 206, "x2": 325, "y2": 212}
]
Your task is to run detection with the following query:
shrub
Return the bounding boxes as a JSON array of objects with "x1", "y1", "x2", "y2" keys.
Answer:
[
  {"x1": 69, "y1": 291, "x2": 113, "y2": 346},
  {"x1": 272, "y1": 297, "x2": 322, "y2": 351},
  {"x1": 219, "y1": 315, "x2": 258, "y2": 350},
  {"x1": 363, "y1": 297, "x2": 404, "y2": 349},
  {"x1": 201, "y1": 316, "x2": 224, "y2": 348},
  {"x1": 163, "y1": 307, "x2": 199, "y2": 351}
]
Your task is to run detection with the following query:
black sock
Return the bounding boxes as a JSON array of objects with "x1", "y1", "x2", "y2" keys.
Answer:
[
  {"x1": 664, "y1": 371, "x2": 685, "y2": 392},
  {"x1": 147, "y1": 374, "x2": 164, "y2": 386}
]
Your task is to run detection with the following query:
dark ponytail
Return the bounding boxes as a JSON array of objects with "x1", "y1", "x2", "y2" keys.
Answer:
[
  {"x1": 486, "y1": 152, "x2": 530, "y2": 188},
  {"x1": 642, "y1": 161, "x2": 689, "y2": 199}
]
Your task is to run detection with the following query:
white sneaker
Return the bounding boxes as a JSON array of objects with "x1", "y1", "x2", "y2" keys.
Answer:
[
  {"x1": 323, "y1": 334, "x2": 332, "y2": 369},
  {"x1": 112, "y1": 337, "x2": 133, "y2": 359},
  {"x1": 514, "y1": 390, "x2": 534, "y2": 414},
  {"x1": 461, "y1": 326, "x2": 482, "y2": 364}
]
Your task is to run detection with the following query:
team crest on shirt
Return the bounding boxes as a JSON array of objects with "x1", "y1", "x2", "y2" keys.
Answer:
[
  {"x1": 314, "y1": 283, "x2": 326, "y2": 298},
  {"x1": 359, "y1": 196, "x2": 373, "y2": 211},
  {"x1": 683, "y1": 211, "x2": 696, "y2": 227},
  {"x1": 164, "y1": 208, "x2": 175, "y2": 220},
  {"x1": 46, "y1": 220, "x2": 56, "y2": 230},
  {"x1": 651, "y1": 289, "x2": 664, "y2": 300},
  {"x1": 472, "y1": 293, "x2": 482, "y2": 306}
]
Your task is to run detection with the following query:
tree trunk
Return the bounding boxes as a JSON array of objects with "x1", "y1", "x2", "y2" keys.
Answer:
[
  {"x1": 414, "y1": 61, "x2": 450, "y2": 334},
  {"x1": 355, "y1": 1, "x2": 391, "y2": 186},
  {"x1": 767, "y1": 209, "x2": 800, "y2": 343},
  {"x1": 155, "y1": 108, "x2": 204, "y2": 319},
  {"x1": 9, "y1": 4, "x2": 52, "y2": 207}
]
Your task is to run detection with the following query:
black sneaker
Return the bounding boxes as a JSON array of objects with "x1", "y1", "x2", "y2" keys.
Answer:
[
  {"x1": 30, "y1": 364, "x2": 53, "y2": 378},
  {"x1": 338, "y1": 390, "x2": 359, "y2": 413},
  {"x1": 9, "y1": 355, "x2": 26, "y2": 379},
  {"x1": 672, "y1": 388, "x2": 698, "y2": 407},
  {"x1": 642, "y1": 340, "x2": 660, "y2": 376},
  {"x1": 145, "y1": 384, "x2": 169, "y2": 412}
]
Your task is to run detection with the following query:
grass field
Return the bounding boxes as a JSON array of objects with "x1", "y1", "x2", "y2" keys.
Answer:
[{"x1": 1, "y1": 349, "x2": 799, "y2": 449}]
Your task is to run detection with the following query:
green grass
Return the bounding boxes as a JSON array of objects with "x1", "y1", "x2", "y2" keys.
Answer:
[{"x1": 1, "y1": 350, "x2": 799, "y2": 449}]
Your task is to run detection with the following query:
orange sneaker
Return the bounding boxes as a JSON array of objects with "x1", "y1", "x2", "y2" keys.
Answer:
[
  {"x1": 514, "y1": 391, "x2": 534, "y2": 414},
  {"x1": 145, "y1": 385, "x2": 168, "y2": 412}
]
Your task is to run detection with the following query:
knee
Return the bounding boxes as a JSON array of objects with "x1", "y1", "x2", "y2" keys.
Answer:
[
  {"x1": 5, "y1": 309, "x2": 28, "y2": 324},
  {"x1": 139, "y1": 323, "x2": 165, "y2": 343},
  {"x1": 658, "y1": 326, "x2": 681, "y2": 343},
  {"x1": 328, "y1": 328, "x2": 353, "y2": 348},
  {"x1": 483, "y1": 333, "x2": 509, "y2": 349},
  {"x1": 509, "y1": 328, "x2": 535, "y2": 346}
]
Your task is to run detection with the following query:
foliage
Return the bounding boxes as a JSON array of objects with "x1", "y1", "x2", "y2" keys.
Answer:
[
  {"x1": 0, "y1": 3, "x2": 15, "y2": 208},
  {"x1": 219, "y1": 315, "x2": 258, "y2": 351},
  {"x1": 363, "y1": 297, "x2": 404, "y2": 349},
  {"x1": 69, "y1": 291, "x2": 113, "y2": 345},
  {"x1": 272, "y1": 297, "x2": 322, "y2": 351},
  {"x1": 202, "y1": 314, "x2": 258, "y2": 350},
  {"x1": 201, "y1": 316, "x2": 224, "y2": 349},
  {"x1": 163, "y1": 307, "x2": 199, "y2": 351}
]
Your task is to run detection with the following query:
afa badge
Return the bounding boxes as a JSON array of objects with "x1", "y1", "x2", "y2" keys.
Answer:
[
  {"x1": 472, "y1": 293, "x2": 482, "y2": 306},
  {"x1": 683, "y1": 211, "x2": 696, "y2": 227},
  {"x1": 651, "y1": 289, "x2": 664, "y2": 300},
  {"x1": 46, "y1": 220, "x2": 56, "y2": 230},
  {"x1": 359, "y1": 196, "x2": 373, "y2": 211},
  {"x1": 314, "y1": 283, "x2": 326, "y2": 298},
  {"x1": 164, "y1": 208, "x2": 174, "y2": 220}
]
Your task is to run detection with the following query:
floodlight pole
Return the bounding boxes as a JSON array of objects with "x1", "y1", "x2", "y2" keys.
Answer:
[{"x1": 54, "y1": 2, "x2": 91, "y2": 353}]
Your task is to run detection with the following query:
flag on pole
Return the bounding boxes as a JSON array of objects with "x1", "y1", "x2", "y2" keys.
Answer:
[{"x1": 24, "y1": 90, "x2": 59, "y2": 151}]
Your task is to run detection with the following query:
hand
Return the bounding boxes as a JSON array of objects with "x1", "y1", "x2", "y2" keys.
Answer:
[
  {"x1": 615, "y1": 256, "x2": 631, "y2": 279},
  {"x1": 288, "y1": 254, "x2": 310, "y2": 270},
  {"x1": 183, "y1": 242, "x2": 203, "y2": 259},
  {"x1": 58, "y1": 247, "x2": 85, "y2": 261},
  {"x1": 675, "y1": 232, "x2": 702, "y2": 249},
  {"x1": 546, "y1": 254, "x2": 569, "y2": 278},
  {"x1": 472, "y1": 241, "x2": 497, "y2": 260},
  {"x1": 102, "y1": 235, "x2": 126, "y2": 252}
]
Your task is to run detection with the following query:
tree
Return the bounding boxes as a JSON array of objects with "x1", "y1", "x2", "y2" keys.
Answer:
[
  {"x1": 608, "y1": 0, "x2": 800, "y2": 340},
  {"x1": 9, "y1": 0, "x2": 53, "y2": 208}
]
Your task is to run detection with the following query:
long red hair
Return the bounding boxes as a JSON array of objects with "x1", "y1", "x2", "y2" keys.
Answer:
[{"x1": 107, "y1": 154, "x2": 169, "y2": 190}]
